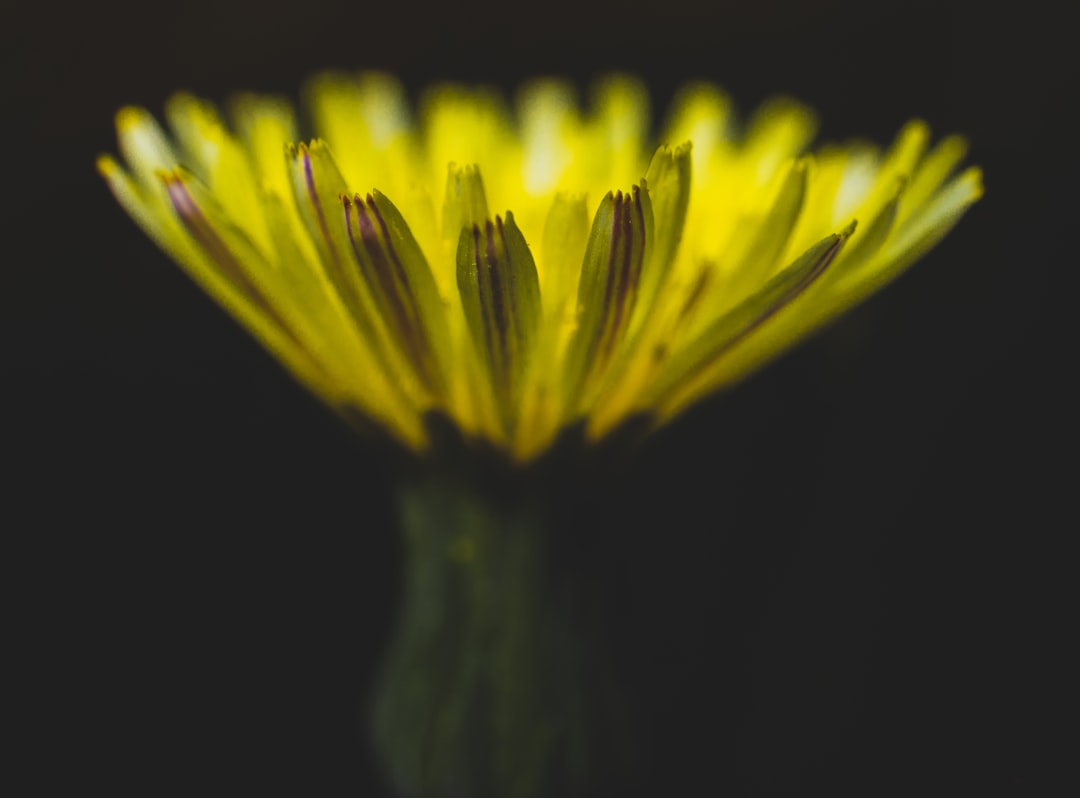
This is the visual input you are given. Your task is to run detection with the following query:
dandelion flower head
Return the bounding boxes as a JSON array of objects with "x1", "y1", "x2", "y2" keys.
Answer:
[{"x1": 99, "y1": 73, "x2": 982, "y2": 461}]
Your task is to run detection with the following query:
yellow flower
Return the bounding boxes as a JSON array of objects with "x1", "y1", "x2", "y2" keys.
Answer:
[{"x1": 99, "y1": 73, "x2": 982, "y2": 461}]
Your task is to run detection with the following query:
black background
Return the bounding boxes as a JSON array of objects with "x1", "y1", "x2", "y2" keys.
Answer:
[{"x1": 5, "y1": 0, "x2": 1076, "y2": 795}]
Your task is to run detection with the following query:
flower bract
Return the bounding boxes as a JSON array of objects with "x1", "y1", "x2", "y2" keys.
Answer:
[{"x1": 99, "y1": 73, "x2": 982, "y2": 461}]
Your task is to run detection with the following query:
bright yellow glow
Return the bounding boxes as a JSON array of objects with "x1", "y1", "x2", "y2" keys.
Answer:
[{"x1": 100, "y1": 72, "x2": 983, "y2": 461}]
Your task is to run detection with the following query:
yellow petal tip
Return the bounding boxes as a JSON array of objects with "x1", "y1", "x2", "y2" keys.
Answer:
[
  {"x1": 968, "y1": 166, "x2": 986, "y2": 197},
  {"x1": 95, "y1": 154, "x2": 118, "y2": 178},
  {"x1": 115, "y1": 105, "x2": 150, "y2": 132}
]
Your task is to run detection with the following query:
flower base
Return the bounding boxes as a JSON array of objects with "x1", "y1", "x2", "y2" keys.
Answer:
[{"x1": 370, "y1": 462, "x2": 633, "y2": 798}]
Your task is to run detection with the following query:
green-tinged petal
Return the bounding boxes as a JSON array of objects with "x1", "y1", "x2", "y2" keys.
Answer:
[
  {"x1": 456, "y1": 213, "x2": 542, "y2": 431},
  {"x1": 258, "y1": 187, "x2": 387, "y2": 371},
  {"x1": 728, "y1": 157, "x2": 809, "y2": 288},
  {"x1": 305, "y1": 72, "x2": 416, "y2": 194},
  {"x1": 160, "y1": 168, "x2": 291, "y2": 334},
  {"x1": 161, "y1": 172, "x2": 408, "y2": 417},
  {"x1": 636, "y1": 142, "x2": 692, "y2": 321},
  {"x1": 880, "y1": 120, "x2": 931, "y2": 187},
  {"x1": 585, "y1": 75, "x2": 650, "y2": 188},
  {"x1": 903, "y1": 134, "x2": 970, "y2": 211},
  {"x1": 585, "y1": 263, "x2": 716, "y2": 440},
  {"x1": 105, "y1": 158, "x2": 424, "y2": 447},
  {"x1": 342, "y1": 191, "x2": 448, "y2": 399},
  {"x1": 443, "y1": 162, "x2": 491, "y2": 245},
  {"x1": 663, "y1": 167, "x2": 981, "y2": 424},
  {"x1": 643, "y1": 142, "x2": 692, "y2": 270},
  {"x1": 646, "y1": 224, "x2": 855, "y2": 419},
  {"x1": 166, "y1": 92, "x2": 270, "y2": 252},
  {"x1": 833, "y1": 179, "x2": 904, "y2": 270},
  {"x1": 564, "y1": 186, "x2": 651, "y2": 409},
  {"x1": 285, "y1": 140, "x2": 380, "y2": 335},
  {"x1": 661, "y1": 84, "x2": 732, "y2": 185},
  {"x1": 369, "y1": 191, "x2": 452, "y2": 344},
  {"x1": 115, "y1": 106, "x2": 179, "y2": 189},
  {"x1": 841, "y1": 166, "x2": 983, "y2": 300},
  {"x1": 422, "y1": 85, "x2": 517, "y2": 209},
  {"x1": 741, "y1": 98, "x2": 817, "y2": 183},
  {"x1": 286, "y1": 139, "x2": 350, "y2": 264},
  {"x1": 97, "y1": 154, "x2": 178, "y2": 249},
  {"x1": 286, "y1": 140, "x2": 435, "y2": 410},
  {"x1": 229, "y1": 93, "x2": 298, "y2": 199},
  {"x1": 539, "y1": 192, "x2": 590, "y2": 316}
]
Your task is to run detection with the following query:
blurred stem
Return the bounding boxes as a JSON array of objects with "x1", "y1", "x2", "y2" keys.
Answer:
[{"x1": 371, "y1": 468, "x2": 630, "y2": 798}]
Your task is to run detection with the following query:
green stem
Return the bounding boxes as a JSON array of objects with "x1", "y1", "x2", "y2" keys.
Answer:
[{"x1": 371, "y1": 469, "x2": 631, "y2": 798}]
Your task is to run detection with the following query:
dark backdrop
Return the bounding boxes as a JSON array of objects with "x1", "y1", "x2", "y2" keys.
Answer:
[{"x1": 5, "y1": 1, "x2": 1075, "y2": 795}]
